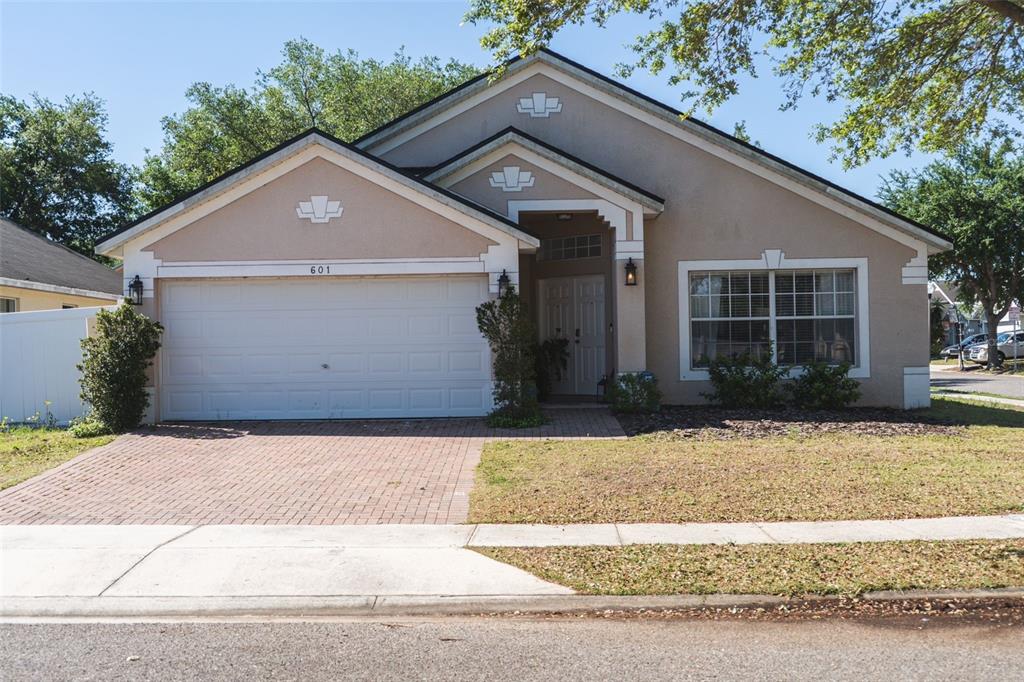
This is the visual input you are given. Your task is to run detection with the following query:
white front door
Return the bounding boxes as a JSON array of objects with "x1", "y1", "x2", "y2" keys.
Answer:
[
  {"x1": 159, "y1": 276, "x2": 491, "y2": 420},
  {"x1": 539, "y1": 275, "x2": 606, "y2": 395}
]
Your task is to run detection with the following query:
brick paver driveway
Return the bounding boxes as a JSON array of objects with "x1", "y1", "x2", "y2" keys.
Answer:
[{"x1": 0, "y1": 409, "x2": 622, "y2": 525}]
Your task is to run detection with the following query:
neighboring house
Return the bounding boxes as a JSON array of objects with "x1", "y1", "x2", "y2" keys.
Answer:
[
  {"x1": 1, "y1": 218, "x2": 121, "y2": 311},
  {"x1": 95, "y1": 50, "x2": 951, "y2": 421},
  {"x1": 928, "y1": 281, "x2": 984, "y2": 346}
]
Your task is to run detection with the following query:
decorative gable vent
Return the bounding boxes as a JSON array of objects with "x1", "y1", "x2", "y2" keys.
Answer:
[
  {"x1": 489, "y1": 166, "x2": 536, "y2": 192},
  {"x1": 517, "y1": 92, "x2": 562, "y2": 118},
  {"x1": 296, "y1": 195, "x2": 344, "y2": 223}
]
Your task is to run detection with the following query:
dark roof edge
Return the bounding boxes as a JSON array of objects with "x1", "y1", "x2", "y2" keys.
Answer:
[
  {"x1": 424, "y1": 126, "x2": 666, "y2": 205},
  {"x1": 96, "y1": 127, "x2": 536, "y2": 250},
  {"x1": 357, "y1": 47, "x2": 950, "y2": 246}
]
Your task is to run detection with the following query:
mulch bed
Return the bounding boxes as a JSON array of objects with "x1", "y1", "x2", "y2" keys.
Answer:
[{"x1": 617, "y1": 406, "x2": 965, "y2": 440}]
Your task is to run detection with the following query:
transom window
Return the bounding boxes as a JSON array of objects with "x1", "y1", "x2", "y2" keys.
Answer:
[
  {"x1": 539, "y1": 234, "x2": 602, "y2": 261},
  {"x1": 689, "y1": 269, "x2": 857, "y2": 368}
]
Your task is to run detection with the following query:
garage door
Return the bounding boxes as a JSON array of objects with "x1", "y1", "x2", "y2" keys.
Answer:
[{"x1": 159, "y1": 276, "x2": 492, "y2": 420}]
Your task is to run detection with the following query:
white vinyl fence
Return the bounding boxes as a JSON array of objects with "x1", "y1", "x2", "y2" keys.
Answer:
[{"x1": 0, "y1": 306, "x2": 116, "y2": 425}]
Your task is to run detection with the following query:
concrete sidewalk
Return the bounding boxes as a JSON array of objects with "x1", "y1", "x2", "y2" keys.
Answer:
[
  {"x1": 932, "y1": 392, "x2": 1024, "y2": 408},
  {"x1": 3, "y1": 516, "x2": 1022, "y2": 616}
]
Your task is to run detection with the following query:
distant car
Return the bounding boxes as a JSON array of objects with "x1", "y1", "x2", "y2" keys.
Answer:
[
  {"x1": 967, "y1": 331, "x2": 1024, "y2": 364},
  {"x1": 940, "y1": 333, "x2": 988, "y2": 358}
]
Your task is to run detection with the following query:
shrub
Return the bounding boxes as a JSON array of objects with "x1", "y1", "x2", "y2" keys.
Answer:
[
  {"x1": 786, "y1": 361, "x2": 861, "y2": 409},
  {"x1": 535, "y1": 337, "x2": 570, "y2": 401},
  {"x1": 68, "y1": 415, "x2": 111, "y2": 438},
  {"x1": 476, "y1": 286, "x2": 542, "y2": 425},
  {"x1": 608, "y1": 371, "x2": 662, "y2": 413},
  {"x1": 484, "y1": 410, "x2": 547, "y2": 429},
  {"x1": 78, "y1": 303, "x2": 163, "y2": 433},
  {"x1": 703, "y1": 349, "x2": 787, "y2": 408}
]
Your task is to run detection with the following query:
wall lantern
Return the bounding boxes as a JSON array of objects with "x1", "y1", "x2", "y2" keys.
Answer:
[
  {"x1": 497, "y1": 269, "x2": 511, "y2": 297},
  {"x1": 624, "y1": 258, "x2": 638, "y2": 286},
  {"x1": 128, "y1": 275, "x2": 144, "y2": 305}
]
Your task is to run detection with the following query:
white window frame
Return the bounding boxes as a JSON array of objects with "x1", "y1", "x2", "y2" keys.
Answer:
[
  {"x1": 678, "y1": 255, "x2": 870, "y2": 380},
  {"x1": 0, "y1": 297, "x2": 18, "y2": 313},
  {"x1": 539, "y1": 233, "x2": 603, "y2": 261}
]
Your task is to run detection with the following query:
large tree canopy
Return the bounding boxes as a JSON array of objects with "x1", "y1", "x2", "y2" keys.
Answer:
[
  {"x1": 466, "y1": 1, "x2": 1024, "y2": 167},
  {"x1": 138, "y1": 40, "x2": 481, "y2": 210},
  {"x1": 879, "y1": 140, "x2": 1023, "y2": 366},
  {"x1": 0, "y1": 93, "x2": 136, "y2": 255}
]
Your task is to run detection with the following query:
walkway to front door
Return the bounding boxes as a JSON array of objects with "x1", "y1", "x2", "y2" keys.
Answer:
[{"x1": 0, "y1": 410, "x2": 624, "y2": 525}]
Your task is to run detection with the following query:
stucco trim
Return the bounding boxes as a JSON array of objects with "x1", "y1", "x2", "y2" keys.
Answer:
[
  {"x1": 359, "y1": 52, "x2": 950, "y2": 255},
  {"x1": 677, "y1": 254, "x2": 871, "y2": 381},
  {"x1": 0, "y1": 276, "x2": 122, "y2": 302},
  {"x1": 903, "y1": 366, "x2": 931, "y2": 409},
  {"x1": 155, "y1": 258, "x2": 489, "y2": 279},
  {"x1": 507, "y1": 199, "x2": 643, "y2": 249},
  {"x1": 96, "y1": 130, "x2": 539, "y2": 257}
]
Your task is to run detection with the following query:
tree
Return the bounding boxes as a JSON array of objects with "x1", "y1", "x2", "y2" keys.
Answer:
[
  {"x1": 0, "y1": 93, "x2": 136, "y2": 256},
  {"x1": 138, "y1": 39, "x2": 481, "y2": 210},
  {"x1": 465, "y1": 1, "x2": 1024, "y2": 167},
  {"x1": 879, "y1": 140, "x2": 1024, "y2": 368}
]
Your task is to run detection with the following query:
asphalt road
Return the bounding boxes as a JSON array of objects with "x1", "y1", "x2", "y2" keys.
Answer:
[
  {"x1": 931, "y1": 365, "x2": 1024, "y2": 399},
  {"x1": 2, "y1": 618, "x2": 1021, "y2": 681}
]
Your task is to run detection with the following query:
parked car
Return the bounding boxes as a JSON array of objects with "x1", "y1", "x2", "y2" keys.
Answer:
[
  {"x1": 967, "y1": 331, "x2": 1024, "y2": 364},
  {"x1": 940, "y1": 333, "x2": 989, "y2": 358}
]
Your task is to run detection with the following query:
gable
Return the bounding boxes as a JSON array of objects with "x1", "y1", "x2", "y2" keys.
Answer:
[
  {"x1": 444, "y1": 152, "x2": 601, "y2": 215},
  {"x1": 144, "y1": 157, "x2": 497, "y2": 262},
  {"x1": 96, "y1": 130, "x2": 538, "y2": 259},
  {"x1": 359, "y1": 52, "x2": 949, "y2": 259}
]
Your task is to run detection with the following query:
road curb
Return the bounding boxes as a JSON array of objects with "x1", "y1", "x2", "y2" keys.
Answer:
[{"x1": 3, "y1": 589, "x2": 1022, "y2": 621}]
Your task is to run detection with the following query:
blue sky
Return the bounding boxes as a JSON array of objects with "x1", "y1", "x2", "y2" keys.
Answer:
[{"x1": 2, "y1": 0, "x2": 935, "y2": 197}]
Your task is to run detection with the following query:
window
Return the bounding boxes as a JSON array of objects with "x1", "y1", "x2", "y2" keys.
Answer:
[
  {"x1": 539, "y1": 234, "x2": 602, "y2": 261},
  {"x1": 689, "y1": 271, "x2": 771, "y2": 367},
  {"x1": 62, "y1": 304, "x2": 78, "y2": 309},
  {"x1": 0, "y1": 297, "x2": 17, "y2": 313},
  {"x1": 774, "y1": 270, "x2": 856, "y2": 366},
  {"x1": 688, "y1": 268, "x2": 857, "y2": 369}
]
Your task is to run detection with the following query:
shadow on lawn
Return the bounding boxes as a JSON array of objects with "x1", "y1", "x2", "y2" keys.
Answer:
[{"x1": 618, "y1": 398, "x2": 1022, "y2": 440}]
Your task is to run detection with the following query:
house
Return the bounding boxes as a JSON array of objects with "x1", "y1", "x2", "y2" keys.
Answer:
[
  {"x1": 1, "y1": 218, "x2": 121, "y2": 312},
  {"x1": 95, "y1": 50, "x2": 951, "y2": 421}
]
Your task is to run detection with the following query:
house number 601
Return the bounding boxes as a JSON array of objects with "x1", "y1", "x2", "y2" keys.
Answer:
[{"x1": 309, "y1": 265, "x2": 331, "y2": 275}]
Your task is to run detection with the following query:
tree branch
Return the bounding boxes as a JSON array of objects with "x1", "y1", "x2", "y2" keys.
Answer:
[{"x1": 975, "y1": 0, "x2": 1024, "y2": 27}]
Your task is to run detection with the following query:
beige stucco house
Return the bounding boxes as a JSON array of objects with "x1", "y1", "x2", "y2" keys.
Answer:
[
  {"x1": 95, "y1": 50, "x2": 951, "y2": 421},
  {"x1": 1, "y1": 218, "x2": 121, "y2": 312}
]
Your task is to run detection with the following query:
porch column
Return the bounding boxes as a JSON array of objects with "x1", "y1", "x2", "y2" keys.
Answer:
[{"x1": 613, "y1": 215, "x2": 646, "y2": 373}]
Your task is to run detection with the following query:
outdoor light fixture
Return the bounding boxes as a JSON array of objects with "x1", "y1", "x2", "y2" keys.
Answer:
[
  {"x1": 497, "y1": 269, "x2": 511, "y2": 296},
  {"x1": 128, "y1": 275, "x2": 144, "y2": 305},
  {"x1": 624, "y1": 258, "x2": 638, "y2": 286}
]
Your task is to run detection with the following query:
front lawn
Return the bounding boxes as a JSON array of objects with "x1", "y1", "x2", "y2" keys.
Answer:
[
  {"x1": 478, "y1": 540, "x2": 1024, "y2": 596},
  {"x1": 469, "y1": 398, "x2": 1024, "y2": 524},
  {"x1": 0, "y1": 427, "x2": 114, "y2": 490}
]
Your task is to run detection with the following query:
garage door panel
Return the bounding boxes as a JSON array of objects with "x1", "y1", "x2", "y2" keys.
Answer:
[{"x1": 160, "y1": 276, "x2": 491, "y2": 420}]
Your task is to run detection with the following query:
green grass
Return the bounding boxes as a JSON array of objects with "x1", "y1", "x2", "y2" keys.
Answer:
[
  {"x1": 0, "y1": 426, "x2": 114, "y2": 490},
  {"x1": 478, "y1": 540, "x2": 1024, "y2": 596},
  {"x1": 470, "y1": 399, "x2": 1024, "y2": 524}
]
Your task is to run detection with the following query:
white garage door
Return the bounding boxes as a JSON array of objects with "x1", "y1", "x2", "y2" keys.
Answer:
[{"x1": 159, "y1": 276, "x2": 492, "y2": 420}]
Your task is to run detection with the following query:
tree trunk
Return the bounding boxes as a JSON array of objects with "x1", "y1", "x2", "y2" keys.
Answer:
[{"x1": 986, "y1": 311, "x2": 1003, "y2": 368}]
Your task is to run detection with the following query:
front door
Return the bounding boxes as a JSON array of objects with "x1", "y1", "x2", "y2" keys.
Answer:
[{"x1": 539, "y1": 275, "x2": 606, "y2": 395}]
